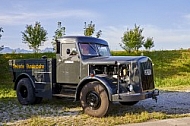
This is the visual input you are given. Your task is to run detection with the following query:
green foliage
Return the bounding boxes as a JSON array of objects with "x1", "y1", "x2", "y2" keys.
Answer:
[
  {"x1": 144, "y1": 37, "x2": 154, "y2": 50},
  {"x1": 120, "y1": 24, "x2": 155, "y2": 52},
  {"x1": 84, "y1": 21, "x2": 95, "y2": 36},
  {"x1": 51, "y1": 22, "x2": 66, "y2": 50},
  {"x1": 96, "y1": 30, "x2": 102, "y2": 38},
  {"x1": 84, "y1": 21, "x2": 102, "y2": 38},
  {"x1": 21, "y1": 22, "x2": 48, "y2": 53},
  {"x1": 120, "y1": 24, "x2": 144, "y2": 52}
]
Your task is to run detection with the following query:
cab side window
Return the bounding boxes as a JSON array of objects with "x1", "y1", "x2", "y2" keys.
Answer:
[{"x1": 61, "y1": 43, "x2": 78, "y2": 60}]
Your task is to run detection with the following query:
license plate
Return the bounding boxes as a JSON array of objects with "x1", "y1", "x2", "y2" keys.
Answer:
[{"x1": 144, "y1": 69, "x2": 152, "y2": 75}]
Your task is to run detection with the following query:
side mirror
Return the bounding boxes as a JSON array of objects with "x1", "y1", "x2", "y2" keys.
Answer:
[
  {"x1": 66, "y1": 49, "x2": 70, "y2": 54},
  {"x1": 71, "y1": 50, "x2": 77, "y2": 55},
  {"x1": 70, "y1": 48, "x2": 77, "y2": 55}
]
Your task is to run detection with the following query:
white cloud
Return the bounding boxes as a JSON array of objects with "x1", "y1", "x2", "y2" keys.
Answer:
[
  {"x1": 101, "y1": 26, "x2": 126, "y2": 50},
  {"x1": 3, "y1": 24, "x2": 190, "y2": 51},
  {"x1": 143, "y1": 25, "x2": 190, "y2": 42},
  {"x1": 184, "y1": 14, "x2": 190, "y2": 20},
  {"x1": 39, "y1": 40, "x2": 53, "y2": 50},
  {"x1": 183, "y1": 13, "x2": 190, "y2": 26},
  {"x1": 99, "y1": 25, "x2": 190, "y2": 50},
  {"x1": 0, "y1": 10, "x2": 99, "y2": 25}
]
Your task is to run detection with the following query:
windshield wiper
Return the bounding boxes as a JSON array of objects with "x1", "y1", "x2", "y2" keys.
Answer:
[{"x1": 88, "y1": 43, "x2": 98, "y2": 55}]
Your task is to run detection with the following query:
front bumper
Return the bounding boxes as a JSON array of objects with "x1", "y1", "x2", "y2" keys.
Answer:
[{"x1": 111, "y1": 89, "x2": 159, "y2": 102}]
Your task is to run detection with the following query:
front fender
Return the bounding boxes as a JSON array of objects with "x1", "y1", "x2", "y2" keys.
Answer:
[
  {"x1": 14, "y1": 73, "x2": 35, "y2": 90},
  {"x1": 75, "y1": 74, "x2": 116, "y2": 101}
]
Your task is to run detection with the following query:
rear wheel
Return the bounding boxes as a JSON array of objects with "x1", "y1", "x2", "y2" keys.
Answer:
[
  {"x1": 119, "y1": 101, "x2": 139, "y2": 106},
  {"x1": 16, "y1": 78, "x2": 36, "y2": 105},
  {"x1": 80, "y1": 81, "x2": 110, "y2": 117}
]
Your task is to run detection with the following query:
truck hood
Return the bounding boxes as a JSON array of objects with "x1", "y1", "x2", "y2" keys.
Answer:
[{"x1": 82, "y1": 56, "x2": 148, "y2": 65}]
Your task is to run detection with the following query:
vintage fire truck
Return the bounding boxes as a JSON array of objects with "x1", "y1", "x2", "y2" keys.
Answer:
[{"x1": 9, "y1": 36, "x2": 159, "y2": 117}]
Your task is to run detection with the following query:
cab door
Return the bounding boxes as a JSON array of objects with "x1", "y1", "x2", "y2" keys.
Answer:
[{"x1": 56, "y1": 43, "x2": 80, "y2": 84}]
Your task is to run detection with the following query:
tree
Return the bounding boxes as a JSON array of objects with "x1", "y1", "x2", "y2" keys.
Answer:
[
  {"x1": 0, "y1": 27, "x2": 4, "y2": 52},
  {"x1": 144, "y1": 37, "x2": 154, "y2": 50},
  {"x1": 0, "y1": 45, "x2": 3, "y2": 52},
  {"x1": 21, "y1": 22, "x2": 48, "y2": 53},
  {"x1": 120, "y1": 24, "x2": 144, "y2": 52},
  {"x1": 0, "y1": 27, "x2": 3, "y2": 40},
  {"x1": 51, "y1": 22, "x2": 65, "y2": 50},
  {"x1": 96, "y1": 30, "x2": 102, "y2": 38},
  {"x1": 84, "y1": 21, "x2": 102, "y2": 38}
]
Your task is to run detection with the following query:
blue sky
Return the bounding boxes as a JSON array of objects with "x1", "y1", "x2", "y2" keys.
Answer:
[{"x1": 0, "y1": 0, "x2": 190, "y2": 51}]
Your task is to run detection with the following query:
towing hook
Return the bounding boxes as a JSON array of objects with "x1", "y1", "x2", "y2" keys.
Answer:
[
  {"x1": 152, "y1": 89, "x2": 159, "y2": 103},
  {"x1": 152, "y1": 95, "x2": 158, "y2": 103}
]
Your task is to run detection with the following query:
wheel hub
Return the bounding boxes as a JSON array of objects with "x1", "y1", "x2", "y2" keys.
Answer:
[
  {"x1": 86, "y1": 91, "x2": 101, "y2": 109},
  {"x1": 20, "y1": 86, "x2": 28, "y2": 98}
]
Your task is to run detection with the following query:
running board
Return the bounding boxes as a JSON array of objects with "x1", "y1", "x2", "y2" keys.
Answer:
[{"x1": 53, "y1": 94, "x2": 75, "y2": 98}]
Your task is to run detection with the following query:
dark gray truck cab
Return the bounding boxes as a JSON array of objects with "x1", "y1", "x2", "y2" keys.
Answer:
[{"x1": 9, "y1": 36, "x2": 159, "y2": 117}]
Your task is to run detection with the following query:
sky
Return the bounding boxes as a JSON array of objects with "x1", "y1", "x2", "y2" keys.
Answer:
[{"x1": 0, "y1": 0, "x2": 190, "y2": 51}]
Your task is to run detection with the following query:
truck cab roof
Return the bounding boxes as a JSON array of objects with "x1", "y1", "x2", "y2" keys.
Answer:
[
  {"x1": 56, "y1": 36, "x2": 111, "y2": 60},
  {"x1": 57, "y1": 36, "x2": 109, "y2": 45}
]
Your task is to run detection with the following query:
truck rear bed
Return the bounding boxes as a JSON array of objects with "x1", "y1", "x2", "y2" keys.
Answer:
[{"x1": 9, "y1": 58, "x2": 56, "y2": 98}]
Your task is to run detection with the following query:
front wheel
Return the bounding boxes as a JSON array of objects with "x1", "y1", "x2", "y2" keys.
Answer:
[
  {"x1": 80, "y1": 81, "x2": 110, "y2": 117},
  {"x1": 16, "y1": 78, "x2": 36, "y2": 105}
]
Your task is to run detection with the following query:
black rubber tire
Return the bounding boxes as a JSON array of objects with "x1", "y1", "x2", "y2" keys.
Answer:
[
  {"x1": 16, "y1": 78, "x2": 36, "y2": 105},
  {"x1": 119, "y1": 101, "x2": 139, "y2": 106},
  {"x1": 80, "y1": 81, "x2": 110, "y2": 117}
]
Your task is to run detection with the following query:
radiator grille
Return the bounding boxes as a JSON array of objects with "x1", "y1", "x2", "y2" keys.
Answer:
[{"x1": 140, "y1": 59, "x2": 154, "y2": 90}]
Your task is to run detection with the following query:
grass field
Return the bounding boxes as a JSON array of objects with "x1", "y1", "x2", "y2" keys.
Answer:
[{"x1": 0, "y1": 50, "x2": 190, "y2": 125}]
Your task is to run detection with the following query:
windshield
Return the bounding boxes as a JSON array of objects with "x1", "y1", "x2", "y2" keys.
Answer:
[
  {"x1": 79, "y1": 43, "x2": 111, "y2": 56},
  {"x1": 96, "y1": 44, "x2": 111, "y2": 56}
]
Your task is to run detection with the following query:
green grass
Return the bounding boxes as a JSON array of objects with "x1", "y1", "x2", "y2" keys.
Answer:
[
  {"x1": 1, "y1": 50, "x2": 190, "y2": 125},
  {"x1": 14, "y1": 111, "x2": 167, "y2": 126}
]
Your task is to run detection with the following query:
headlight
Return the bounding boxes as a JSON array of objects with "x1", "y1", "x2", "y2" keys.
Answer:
[
  {"x1": 9, "y1": 60, "x2": 13, "y2": 66},
  {"x1": 127, "y1": 84, "x2": 133, "y2": 92}
]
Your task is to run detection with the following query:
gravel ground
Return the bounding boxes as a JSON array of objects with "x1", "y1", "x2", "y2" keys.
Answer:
[
  {"x1": 138, "y1": 91, "x2": 190, "y2": 114},
  {"x1": 0, "y1": 98, "x2": 82, "y2": 125},
  {"x1": 1, "y1": 91, "x2": 190, "y2": 125}
]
